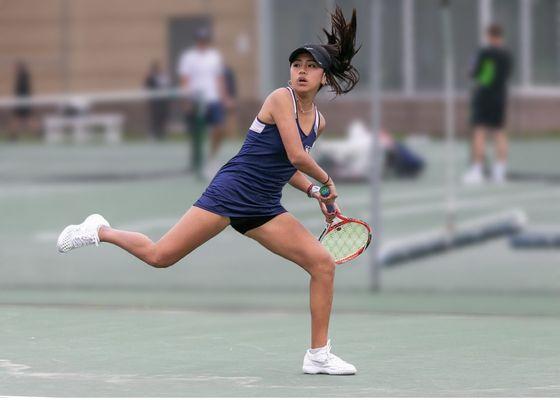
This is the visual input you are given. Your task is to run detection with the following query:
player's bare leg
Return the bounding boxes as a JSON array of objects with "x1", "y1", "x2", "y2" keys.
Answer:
[
  {"x1": 246, "y1": 212, "x2": 356, "y2": 375},
  {"x1": 473, "y1": 126, "x2": 487, "y2": 164},
  {"x1": 58, "y1": 207, "x2": 229, "y2": 268},
  {"x1": 246, "y1": 213, "x2": 333, "y2": 347},
  {"x1": 463, "y1": 126, "x2": 486, "y2": 184},
  {"x1": 98, "y1": 207, "x2": 229, "y2": 267},
  {"x1": 493, "y1": 129, "x2": 508, "y2": 183}
]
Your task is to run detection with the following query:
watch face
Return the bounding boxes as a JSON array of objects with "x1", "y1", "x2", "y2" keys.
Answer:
[{"x1": 311, "y1": 186, "x2": 321, "y2": 195}]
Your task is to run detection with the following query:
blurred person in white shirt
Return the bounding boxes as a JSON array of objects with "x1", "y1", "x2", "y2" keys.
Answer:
[{"x1": 177, "y1": 27, "x2": 232, "y2": 178}]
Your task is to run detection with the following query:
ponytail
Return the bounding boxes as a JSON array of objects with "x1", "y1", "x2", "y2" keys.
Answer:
[{"x1": 322, "y1": 6, "x2": 360, "y2": 95}]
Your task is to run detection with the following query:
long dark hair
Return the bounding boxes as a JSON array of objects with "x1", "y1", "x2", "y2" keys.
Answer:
[{"x1": 321, "y1": 6, "x2": 360, "y2": 95}]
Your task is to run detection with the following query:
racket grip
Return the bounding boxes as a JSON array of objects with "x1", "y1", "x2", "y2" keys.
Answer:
[
  {"x1": 320, "y1": 185, "x2": 336, "y2": 214},
  {"x1": 319, "y1": 185, "x2": 331, "y2": 198}
]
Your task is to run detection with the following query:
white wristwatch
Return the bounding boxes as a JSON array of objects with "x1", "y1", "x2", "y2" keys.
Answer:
[{"x1": 308, "y1": 185, "x2": 321, "y2": 198}]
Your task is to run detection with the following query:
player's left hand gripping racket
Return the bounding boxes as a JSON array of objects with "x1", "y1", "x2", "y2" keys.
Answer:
[{"x1": 318, "y1": 186, "x2": 372, "y2": 265}]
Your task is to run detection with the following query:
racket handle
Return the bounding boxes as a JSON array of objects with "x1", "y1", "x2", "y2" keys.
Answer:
[{"x1": 320, "y1": 185, "x2": 336, "y2": 214}]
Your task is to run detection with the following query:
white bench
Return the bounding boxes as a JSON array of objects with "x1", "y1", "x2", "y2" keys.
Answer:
[{"x1": 44, "y1": 114, "x2": 124, "y2": 144}]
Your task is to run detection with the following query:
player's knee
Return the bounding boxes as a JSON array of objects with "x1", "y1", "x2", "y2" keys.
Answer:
[
  {"x1": 311, "y1": 253, "x2": 336, "y2": 279},
  {"x1": 147, "y1": 250, "x2": 177, "y2": 269}
]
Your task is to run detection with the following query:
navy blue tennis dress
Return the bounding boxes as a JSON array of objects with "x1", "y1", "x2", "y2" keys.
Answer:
[{"x1": 194, "y1": 86, "x2": 319, "y2": 232}]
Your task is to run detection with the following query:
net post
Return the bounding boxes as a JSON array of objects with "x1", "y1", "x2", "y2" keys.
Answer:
[
  {"x1": 441, "y1": 0, "x2": 457, "y2": 236},
  {"x1": 369, "y1": 0, "x2": 383, "y2": 292}
]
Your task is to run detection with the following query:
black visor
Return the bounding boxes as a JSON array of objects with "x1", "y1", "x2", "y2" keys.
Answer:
[{"x1": 289, "y1": 44, "x2": 332, "y2": 71}]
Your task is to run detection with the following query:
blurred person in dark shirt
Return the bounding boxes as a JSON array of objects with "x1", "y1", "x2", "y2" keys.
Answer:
[
  {"x1": 463, "y1": 24, "x2": 513, "y2": 185},
  {"x1": 10, "y1": 61, "x2": 36, "y2": 140},
  {"x1": 144, "y1": 60, "x2": 171, "y2": 141}
]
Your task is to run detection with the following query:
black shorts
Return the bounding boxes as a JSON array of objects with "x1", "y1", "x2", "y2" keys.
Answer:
[
  {"x1": 471, "y1": 91, "x2": 507, "y2": 128},
  {"x1": 205, "y1": 101, "x2": 226, "y2": 126},
  {"x1": 186, "y1": 101, "x2": 225, "y2": 129},
  {"x1": 229, "y1": 213, "x2": 284, "y2": 234}
]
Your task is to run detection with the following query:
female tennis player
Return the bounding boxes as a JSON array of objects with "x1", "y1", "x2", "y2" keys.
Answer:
[{"x1": 57, "y1": 6, "x2": 360, "y2": 375}]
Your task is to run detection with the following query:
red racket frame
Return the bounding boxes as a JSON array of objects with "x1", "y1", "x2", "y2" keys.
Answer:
[{"x1": 319, "y1": 211, "x2": 373, "y2": 265}]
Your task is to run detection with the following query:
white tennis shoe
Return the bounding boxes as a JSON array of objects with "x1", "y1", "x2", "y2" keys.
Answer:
[
  {"x1": 492, "y1": 162, "x2": 507, "y2": 184},
  {"x1": 462, "y1": 164, "x2": 484, "y2": 185},
  {"x1": 57, "y1": 214, "x2": 110, "y2": 253},
  {"x1": 302, "y1": 340, "x2": 357, "y2": 375}
]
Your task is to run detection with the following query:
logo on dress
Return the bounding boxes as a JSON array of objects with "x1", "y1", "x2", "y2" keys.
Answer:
[{"x1": 305, "y1": 145, "x2": 312, "y2": 153}]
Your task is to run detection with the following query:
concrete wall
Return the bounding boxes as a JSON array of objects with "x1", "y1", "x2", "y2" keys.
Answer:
[
  {"x1": 1, "y1": 1, "x2": 559, "y2": 136},
  {"x1": 0, "y1": 0, "x2": 259, "y2": 98}
]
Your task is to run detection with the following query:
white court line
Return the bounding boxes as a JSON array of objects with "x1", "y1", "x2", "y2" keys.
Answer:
[
  {"x1": 0, "y1": 178, "x2": 510, "y2": 202},
  {"x1": 35, "y1": 187, "x2": 559, "y2": 243},
  {"x1": 299, "y1": 187, "x2": 559, "y2": 231},
  {"x1": 35, "y1": 218, "x2": 179, "y2": 243},
  {"x1": 382, "y1": 186, "x2": 445, "y2": 202},
  {"x1": 3, "y1": 181, "x2": 434, "y2": 200},
  {"x1": 0, "y1": 185, "x2": 95, "y2": 199},
  {"x1": 288, "y1": 185, "x2": 556, "y2": 215},
  {"x1": 383, "y1": 187, "x2": 560, "y2": 218},
  {"x1": 34, "y1": 186, "x2": 444, "y2": 241},
  {"x1": 0, "y1": 358, "x2": 261, "y2": 387},
  {"x1": 119, "y1": 217, "x2": 178, "y2": 232},
  {"x1": 287, "y1": 183, "x2": 523, "y2": 213}
]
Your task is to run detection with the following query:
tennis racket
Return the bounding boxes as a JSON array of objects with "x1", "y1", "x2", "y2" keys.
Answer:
[{"x1": 318, "y1": 186, "x2": 372, "y2": 265}]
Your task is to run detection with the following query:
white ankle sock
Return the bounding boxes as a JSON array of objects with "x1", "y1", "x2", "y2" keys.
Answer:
[
  {"x1": 494, "y1": 161, "x2": 506, "y2": 173},
  {"x1": 309, "y1": 344, "x2": 328, "y2": 354},
  {"x1": 472, "y1": 163, "x2": 483, "y2": 173}
]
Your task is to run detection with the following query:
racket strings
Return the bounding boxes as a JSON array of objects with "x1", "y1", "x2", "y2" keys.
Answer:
[{"x1": 322, "y1": 222, "x2": 369, "y2": 262}]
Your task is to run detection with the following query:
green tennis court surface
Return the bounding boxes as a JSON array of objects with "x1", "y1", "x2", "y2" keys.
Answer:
[
  {"x1": 2, "y1": 304, "x2": 560, "y2": 397},
  {"x1": 1, "y1": 139, "x2": 560, "y2": 396}
]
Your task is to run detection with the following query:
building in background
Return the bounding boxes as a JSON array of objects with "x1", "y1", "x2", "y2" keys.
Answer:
[{"x1": 0, "y1": 0, "x2": 559, "y2": 136}]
